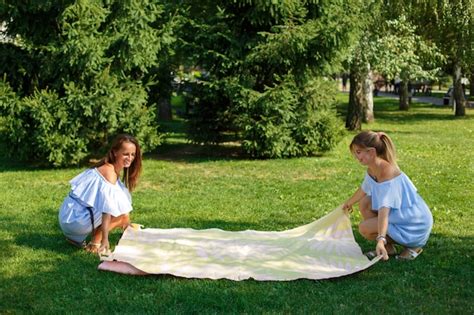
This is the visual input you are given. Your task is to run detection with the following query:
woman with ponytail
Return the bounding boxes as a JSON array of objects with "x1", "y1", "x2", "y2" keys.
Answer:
[
  {"x1": 343, "y1": 131, "x2": 432, "y2": 261},
  {"x1": 59, "y1": 134, "x2": 142, "y2": 254}
]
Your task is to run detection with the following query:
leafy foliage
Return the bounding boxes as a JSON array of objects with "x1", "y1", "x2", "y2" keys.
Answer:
[
  {"x1": 0, "y1": 1, "x2": 172, "y2": 166},
  {"x1": 374, "y1": 15, "x2": 444, "y2": 82},
  {"x1": 178, "y1": 0, "x2": 364, "y2": 157},
  {"x1": 237, "y1": 76, "x2": 344, "y2": 157}
]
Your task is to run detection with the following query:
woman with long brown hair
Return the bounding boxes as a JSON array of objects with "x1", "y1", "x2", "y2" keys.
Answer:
[
  {"x1": 58, "y1": 134, "x2": 142, "y2": 254},
  {"x1": 343, "y1": 131, "x2": 433, "y2": 261}
]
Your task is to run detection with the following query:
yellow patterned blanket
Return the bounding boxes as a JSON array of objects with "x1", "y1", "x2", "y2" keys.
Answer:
[{"x1": 99, "y1": 206, "x2": 380, "y2": 280}]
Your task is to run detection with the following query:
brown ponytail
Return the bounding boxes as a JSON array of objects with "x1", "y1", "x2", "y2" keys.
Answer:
[{"x1": 350, "y1": 131, "x2": 398, "y2": 167}]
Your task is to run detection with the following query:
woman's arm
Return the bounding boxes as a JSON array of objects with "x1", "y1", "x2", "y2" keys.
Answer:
[
  {"x1": 99, "y1": 213, "x2": 112, "y2": 254},
  {"x1": 343, "y1": 187, "x2": 367, "y2": 211},
  {"x1": 376, "y1": 207, "x2": 390, "y2": 260}
]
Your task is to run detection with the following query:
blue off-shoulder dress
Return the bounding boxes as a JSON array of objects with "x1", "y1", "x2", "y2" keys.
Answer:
[
  {"x1": 58, "y1": 168, "x2": 132, "y2": 243},
  {"x1": 361, "y1": 172, "x2": 433, "y2": 248}
]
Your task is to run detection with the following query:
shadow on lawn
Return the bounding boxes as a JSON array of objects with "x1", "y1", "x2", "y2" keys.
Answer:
[
  {"x1": 337, "y1": 96, "x2": 473, "y2": 123},
  {"x1": 374, "y1": 108, "x2": 473, "y2": 122},
  {"x1": 0, "y1": 210, "x2": 77, "y2": 256},
  {"x1": 146, "y1": 142, "x2": 247, "y2": 164},
  {"x1": 0, "y1": 157, "x2": 54, "y2": 172}
]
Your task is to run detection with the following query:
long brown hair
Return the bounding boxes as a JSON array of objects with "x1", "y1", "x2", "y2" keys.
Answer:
[
  {"x1": 350, "y1": 131, "x2": 398, "y2": 167},
  {"x1": 95, "y1": 134, "x2": 142, "y2": 191}
]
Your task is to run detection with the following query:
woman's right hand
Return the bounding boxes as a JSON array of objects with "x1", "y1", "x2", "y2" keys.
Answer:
[
  {"x1": 376, "y1": 241, "x2": 389, "y2": 261},
  {"x1": 342, "y1": 201, "x2": 353, "y2": 214}
]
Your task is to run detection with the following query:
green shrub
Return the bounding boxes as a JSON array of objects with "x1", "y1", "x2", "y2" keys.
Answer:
[
  {"x1": 238, "y1": 76, "x2": 344, "y2": 158},
  {"x1": 0, "y1": 79, "x2": 161, "y2": 167},
  {"x1": 0, "y1": 1, "x2": 172, "y2": 166},
  {"x1": 186, "y1": 81, "x2": 237, "y2": 144}
]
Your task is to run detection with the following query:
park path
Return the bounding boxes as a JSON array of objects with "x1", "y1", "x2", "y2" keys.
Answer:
[{"x1": 377, "y1": 91, "x2": 444, "y2": 106}]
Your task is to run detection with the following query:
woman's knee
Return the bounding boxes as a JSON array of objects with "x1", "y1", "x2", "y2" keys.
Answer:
[
  {"x1": 108, "y1": 214, "x2": 129, "y2": 230},
  {"x1": 358, "y1": 220, "x2": 377, "y2": 240},
  {"x1": 118, "y1": 214, "x2": 130, "y2": 228},
  {"x1": 358, "y1": 222, "x2": 369, "y2": 238},
  {"x1": 359, "y1": 197, "x2": 377, "y2": 219},
  {"x1": 359, "y1": 196, "x2": 371, "y2": 212}
]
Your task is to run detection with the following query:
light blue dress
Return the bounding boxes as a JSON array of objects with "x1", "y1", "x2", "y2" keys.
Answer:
[
  {"x1": 58, "y1": 168, "x2": 132, "y2": 243},
  {"x1": 361, "y1": 172, "x2": 433, "y2": 248}
]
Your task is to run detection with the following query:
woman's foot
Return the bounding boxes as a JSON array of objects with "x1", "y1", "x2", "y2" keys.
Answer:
[
  {"x1": 386, "y1": 243, "x2": 398, "y2": 256},
  {"x1": 84, "y1": 242, "x2": 101, "y2": 254},
  {"x1": 396, "y1": 247, "x2": 423, "y2": 260}
]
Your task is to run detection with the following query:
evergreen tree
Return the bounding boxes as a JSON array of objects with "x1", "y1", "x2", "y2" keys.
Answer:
[
  {"x1": 0, "y1": 1, "x2": 175, "y2": 166},
  {"x1": 175, "y1": 0, "x2": 365, "y2": 157}
]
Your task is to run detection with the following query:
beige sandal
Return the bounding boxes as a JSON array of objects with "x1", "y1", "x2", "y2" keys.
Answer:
[
  {"x1": 85, "y1": 242, "x2": 101, "y2": 253},
  {"x1": 396, "y1": 248, "x2": 423, "y2": 261}
]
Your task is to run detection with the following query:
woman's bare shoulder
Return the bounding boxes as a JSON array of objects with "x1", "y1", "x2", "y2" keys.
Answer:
[
  {"x1": 97, "y1": 163, "x2": 118, "y2": 184},
  {"x1": 382, "y1": 163, "x2": 401, "y2": 180}
]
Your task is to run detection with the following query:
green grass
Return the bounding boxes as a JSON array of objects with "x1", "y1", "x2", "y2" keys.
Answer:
[{"x1": 1, "y1": 96, "x2": 473, "y2": 314}]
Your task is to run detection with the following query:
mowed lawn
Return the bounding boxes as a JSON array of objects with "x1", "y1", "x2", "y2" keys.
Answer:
[{"x1": 0, "y1": 96, "x2": 472, "y2": 314}]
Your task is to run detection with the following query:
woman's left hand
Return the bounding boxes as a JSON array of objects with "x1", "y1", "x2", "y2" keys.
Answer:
[{"x1": 376, "y1": 241, "x2": 389, "y2": 261}]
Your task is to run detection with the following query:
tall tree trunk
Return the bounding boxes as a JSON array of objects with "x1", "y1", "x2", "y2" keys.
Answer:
[
  {"x1": 453, "y1": 63, "x2": 466, "y2": 116},
  {"x1": 399, "y1": 80, "x2": 410, "y2": 110},
  {"x1": 469, "y1": 66, "x2": 474, "y2": 97},
  {"x1": 158, "y1": 98, "x2": 173, "y2": 121},
  {"x1": 363, "y1": 68, "x2": 374, "y2": 123},
  {"x1": 346, "y1": 67, "x2": 365, "y2": 130}
]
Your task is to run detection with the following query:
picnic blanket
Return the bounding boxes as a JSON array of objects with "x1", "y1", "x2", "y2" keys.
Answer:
[{"x1": 98, "y1": 206, "x2": 380, "y2": 280}]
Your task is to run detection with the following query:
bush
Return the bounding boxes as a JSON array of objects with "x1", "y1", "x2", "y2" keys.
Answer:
[
  {"x1": 237, "y1": 76, "x2": 344, "y2": 158},
  {"x1": 0, "y1": 79, "x2": 161, "y2": 167},
  {"x1": 186, "y1": 81, "x2": 237, "y2": 144}
]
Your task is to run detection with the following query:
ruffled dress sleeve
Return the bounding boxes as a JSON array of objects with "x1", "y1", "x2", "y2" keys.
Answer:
[
  {"x1": 361, "y1": 173, "x2": 372, "y2": 195},
  {"x1": 69, "y1": 168, "x2": 133, "y2": 217},
  {"x1": 365, "y1": 172, "x2": 419, "y2": 211}
]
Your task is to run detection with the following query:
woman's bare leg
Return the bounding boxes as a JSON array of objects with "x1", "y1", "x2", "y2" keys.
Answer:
[
  {"x1": 359, "y1": 202, "x2": 398, "y2": 255},
  {"x1": 359, "y1": 196, "x2": 377, "y2": 220},
  {"x1": 359, "y1": 217, "x2": 378, "y2": 240},
  {"x1": 359, "y1": 196, "x2": 377, "y2": 240},
  {"x1": 90, "y1": 214, "x2": 130, "y2": 244}
]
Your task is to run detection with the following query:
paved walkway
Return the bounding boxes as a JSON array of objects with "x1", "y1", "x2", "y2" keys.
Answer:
[{"x1": 377, "y1": 91, "x2": 444, "y2": 106}]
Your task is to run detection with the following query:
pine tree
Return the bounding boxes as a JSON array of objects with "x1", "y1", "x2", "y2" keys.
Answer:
[{"x1": 0, "y1": 1, "x2": 175, "y2": 165}]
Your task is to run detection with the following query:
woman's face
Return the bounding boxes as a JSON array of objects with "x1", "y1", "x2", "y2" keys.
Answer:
[
  {"x1": 114, "y1": 141, "x2": 137, "y2": 169},
  {"x1": 352, "y1": 145, "x2": 375, "y2": 165}
]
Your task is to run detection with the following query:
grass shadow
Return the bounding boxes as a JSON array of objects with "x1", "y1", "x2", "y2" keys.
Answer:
[
  {"x1": 146, "y1": 142, "x2": 247, "y2": 164},
  {"x1": 337, "y1": 96, "x2": 473, "y2": 124}
]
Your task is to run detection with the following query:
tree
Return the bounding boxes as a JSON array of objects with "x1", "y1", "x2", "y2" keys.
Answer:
[
  {"x1": 175, "y1": 0, "x2": 366, "y2": 157},
  {"x1": 0, "y1": 1, "x2": 175, "y2": 166},
  {"x1": 435, "y1": 0, "x2": 474, "y2": 116},
  {"x1": 345, "y1": 0, "x2": 382, "y2": 131},
  {"x1": 374, "y1": 15, "x2": 443, "y2": 110},
  {"x1": 346, "y1": 35, "x2": 377, "y2": 130},
  {"x1": 470, "y1": 67, "x2": 474, "y2": 97},
  {"x1": 385, "y1": 0, "x2": 474, "y2": 116}
]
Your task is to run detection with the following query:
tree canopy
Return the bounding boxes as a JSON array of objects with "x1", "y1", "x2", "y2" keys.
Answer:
[
  {"x1": 175, "y1": 0, "x2": 366, "y2": 157},
  {"x1": 0, "y1": 0, "x2": 470, "y2": 165},
  {"x1": 0, "y1": 0, "x2": 174, "y2": 165}
]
